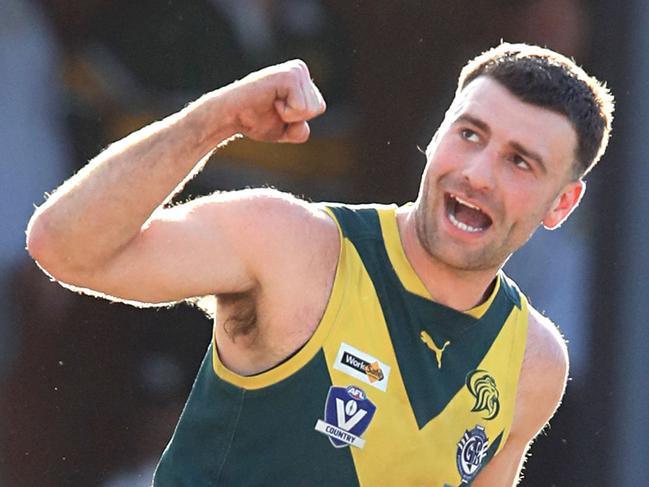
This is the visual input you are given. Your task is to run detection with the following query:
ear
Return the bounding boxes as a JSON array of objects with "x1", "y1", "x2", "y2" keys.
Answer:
[{"x1": 542, "y1": 179, "x2": 586, "y2": 230}]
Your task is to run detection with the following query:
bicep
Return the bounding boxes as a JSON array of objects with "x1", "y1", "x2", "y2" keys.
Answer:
[
  {"x1": 63, "y1": 189, "x2": 336, "y2": 307},
  {"x1": 68, "y1": 189, "x2": 304, "y2": 305},
  {"x1": 89, "y1": 199, "x2": 255, "y2": 304}
]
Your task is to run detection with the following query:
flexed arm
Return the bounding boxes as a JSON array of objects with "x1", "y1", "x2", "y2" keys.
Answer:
[{"x1": 26, "y1": 61, "x2": 327, "y2": 304}]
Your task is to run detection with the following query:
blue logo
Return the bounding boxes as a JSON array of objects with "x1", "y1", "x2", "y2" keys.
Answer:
[
  {"x1": 314, "y1": 386, "x2": 377, "y2": 449},
  {"x1": 456, "y1": 425, "x2": 489, "y2": 482},
  {"x1": 345, "y1": 385, "x2": 366, "y2": 401}
]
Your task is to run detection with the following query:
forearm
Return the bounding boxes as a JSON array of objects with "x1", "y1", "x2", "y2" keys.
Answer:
[{"x1": 27, "y1": 88, "x2": 238, "y2": 276}]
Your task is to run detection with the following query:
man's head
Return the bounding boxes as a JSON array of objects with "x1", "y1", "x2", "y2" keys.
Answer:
[
  {"x1": 415, "y1": 43, "x2": 614, "y2": 273},
  {"x1": 457, "y1": 42, "x2": 614, "y2": 178}
]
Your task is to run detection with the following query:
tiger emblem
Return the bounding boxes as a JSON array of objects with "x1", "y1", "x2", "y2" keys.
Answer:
[{"x1": 466, "y1": 369, "x2": 500, "y2": 420}]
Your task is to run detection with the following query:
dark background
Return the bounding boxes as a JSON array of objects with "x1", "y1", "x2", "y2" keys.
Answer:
[{"x1": 1, "y1": 1, "x2": 647, "y2": 485}]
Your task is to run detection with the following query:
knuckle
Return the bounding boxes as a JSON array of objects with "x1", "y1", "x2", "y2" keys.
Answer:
[
  {"x1": 292, "y1": 59, "x2": 307, "y2": 69},
  {"x1": 283, "y1": 65, "x2": 302, "y2": 82},
  {"x1": 289, "y1": 59, "x2": 309, "y2": 77}
]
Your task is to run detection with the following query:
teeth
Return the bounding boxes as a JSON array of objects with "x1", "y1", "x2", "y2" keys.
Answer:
[
  {"x1": 450, "y1": 194, "x2": 482, "y2": 211},
  {"x1": 448, "y1": 212, "x2": 482, "y2": 233}
]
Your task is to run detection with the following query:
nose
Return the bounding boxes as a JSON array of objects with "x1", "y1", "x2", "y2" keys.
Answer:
[{"x1": 461, "y1": 150, "x2": 496, "y2": 192}]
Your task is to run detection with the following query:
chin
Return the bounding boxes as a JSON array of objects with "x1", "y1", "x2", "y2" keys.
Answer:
[
  {"x1": 423, "y1": 230, "x2": 509, "y2": 272},
  {"x1": 439, "y1": 250, "x2": 500, "y2": 272}
]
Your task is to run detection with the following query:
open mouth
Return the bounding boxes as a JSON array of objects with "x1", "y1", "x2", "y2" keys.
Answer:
[{"x1": 445, "y1": 193, "x2": 493, "y2": 233}]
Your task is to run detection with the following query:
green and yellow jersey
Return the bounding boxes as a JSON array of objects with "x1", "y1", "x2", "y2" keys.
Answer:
[{"x1": 154, "y1": 204, "x2": 529, "y2": 486}]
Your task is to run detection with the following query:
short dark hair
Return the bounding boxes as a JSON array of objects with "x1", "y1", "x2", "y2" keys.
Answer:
[{"x1": 457, "y1": 42, "x2": 614, "y2": 178}]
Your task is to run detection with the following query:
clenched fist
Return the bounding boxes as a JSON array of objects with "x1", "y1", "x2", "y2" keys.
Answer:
[{"x1": 219, "y1": 60, "x2": 327, "y2": 144}]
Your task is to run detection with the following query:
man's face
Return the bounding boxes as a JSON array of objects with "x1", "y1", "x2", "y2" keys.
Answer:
[{"x1": 415, "y1": 76, "x2": 582, "y2": 272}]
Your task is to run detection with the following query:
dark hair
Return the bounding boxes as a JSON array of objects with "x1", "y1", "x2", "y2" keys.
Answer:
[{"x1": 457, "y1": 42, "x2": 614, "y2": 178}]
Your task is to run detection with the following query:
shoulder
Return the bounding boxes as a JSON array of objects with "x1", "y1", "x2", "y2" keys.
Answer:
[
  {"x1": 211, "y1": 186, "x2": 338, "y2": 262},
  {"x1": 508, "y1": 305, "x2": 569, "y2": 445},
  {"x1": 181, "y1": 187, "x2": 338, "y2": 248},
  {"x1": 188, "y1": 187, "x2": 332, "y2": 225},
  {"x1": 523, "y1": 306, "x2": 569, "y2": 391}
]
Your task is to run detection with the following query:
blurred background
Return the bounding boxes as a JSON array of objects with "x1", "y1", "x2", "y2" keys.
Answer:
[{"x1": 1, "y1": 0, "x2": 646, "y2": 485}]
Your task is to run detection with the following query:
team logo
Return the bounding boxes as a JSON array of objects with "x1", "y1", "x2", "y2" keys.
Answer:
[
  {"x1": 314, "y1": 385, "x2": 377, "y2": 449},
  {"x1": 333, "y1": 343, "x2": 391, "y2": 391},
  {"x1": 466, "y1": 369, "x2": 500, "y2": 420},
  {"x1": 456, "y1": 425, "x2": 490, "y2": 483}
]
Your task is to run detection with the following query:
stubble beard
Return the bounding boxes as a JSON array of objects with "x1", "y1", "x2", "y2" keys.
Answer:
[{"x1": 414, "y1": 188, "x2": 514, "y2": 273}]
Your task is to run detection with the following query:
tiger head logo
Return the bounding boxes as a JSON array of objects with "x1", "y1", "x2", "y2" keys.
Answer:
[{"x1": 466, "y1": 370, "x2": 500, "y2": 420}]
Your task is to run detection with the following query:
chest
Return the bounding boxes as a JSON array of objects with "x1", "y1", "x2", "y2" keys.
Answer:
[{"x1": 311, "y1": 271, "x2": 526, "y2": 485}]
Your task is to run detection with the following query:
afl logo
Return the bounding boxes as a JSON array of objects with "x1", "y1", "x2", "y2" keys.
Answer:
[
  {"x1": 346, "y1": 386, "x2": 366, "y2": 401},
  {"x1": 466, "y1": 369, "x2": 500, "y2": 420},
  {"x1": 456, "y1": 425, "x2": 489, "y2": 482}
]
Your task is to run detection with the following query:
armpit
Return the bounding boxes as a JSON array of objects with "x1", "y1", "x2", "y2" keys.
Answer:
[{"x1": 217, "y1": 291, "x2": 259, "y2": 341}]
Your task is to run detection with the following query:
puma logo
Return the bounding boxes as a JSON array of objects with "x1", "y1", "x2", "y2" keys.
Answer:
[{"x1": 420, "y1": 331, "x2": 451, "y2": 368}]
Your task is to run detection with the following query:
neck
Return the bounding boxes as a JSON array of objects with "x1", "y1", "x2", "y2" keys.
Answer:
[{"x1": 396, "y1": 205, "x2": 500, "y2": 311}]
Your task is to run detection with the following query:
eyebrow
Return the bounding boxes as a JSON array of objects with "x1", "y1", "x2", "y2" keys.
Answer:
[
  {"x1": 455, "y1": 114, "x2": 491, "y2": 135},
  {"x1": 510, "y1": 141, "x2": 547, "y2": 173},
  {"x1": 454, "y1": 114, "x2": 547, "y2": 173}
]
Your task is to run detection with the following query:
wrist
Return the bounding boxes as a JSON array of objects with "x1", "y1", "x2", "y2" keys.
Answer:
[{"x1": 183, "y1": 86, "x2": 241, "y2": 153}]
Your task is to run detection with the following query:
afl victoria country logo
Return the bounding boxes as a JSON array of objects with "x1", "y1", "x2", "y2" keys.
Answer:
[
  {"x1": 314, "y1": 385, "x2": 377, "y2": 449},
  {"x1": 466, "y1": 369, "x2": 500, "y2": 420}
]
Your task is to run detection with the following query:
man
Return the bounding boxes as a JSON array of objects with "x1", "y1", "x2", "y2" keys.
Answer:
[{"x1": 27, "y1": 43, "x2": 613, "y2": 486}]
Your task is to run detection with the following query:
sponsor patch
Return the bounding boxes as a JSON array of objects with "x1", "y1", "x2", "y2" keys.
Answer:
[
  {"x1": 333, "y1": 342, "x2": 391, "y2": 391},
  {"x1": 314, "y1": 385, "x2": 377, "y2": 449},
  {"x1": 456, "y1": 425, "x2": 489, "y2": 483},
  {"x1": 466, "y1": 369, "x2": 500, "y2": 420}
]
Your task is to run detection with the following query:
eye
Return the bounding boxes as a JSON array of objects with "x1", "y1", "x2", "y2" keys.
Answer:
[
  {"x1": 460, "y1": 128, "x2": 480, "y2": 143},
  {"x1": 511, "y1": 154, "x2": 532, "y2": 171}
]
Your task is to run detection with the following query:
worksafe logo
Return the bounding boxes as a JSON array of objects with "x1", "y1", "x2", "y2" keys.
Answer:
[
  {"x1": 466, "y1": 369, "x2": 500, "y2": 420},
  {"x1": 363, "y1": 361, "x2": 384, "y2": 382},
  {"x1": 333, "y1": 342, "x2": 391, "y2": 391},
  {"x1": 314, "y1": 385, "x2": 377, "y2": 449}
]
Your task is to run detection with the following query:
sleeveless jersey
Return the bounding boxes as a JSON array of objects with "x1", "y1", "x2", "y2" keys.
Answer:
[{"x1": 153, "y1": 203, "x2": 529, "y2": 486}]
